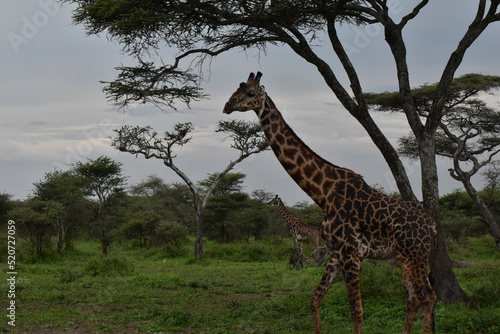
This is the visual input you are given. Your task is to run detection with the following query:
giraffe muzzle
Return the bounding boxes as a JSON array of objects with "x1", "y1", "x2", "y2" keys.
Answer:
[{"x1": 222, "y1": 101, "x2": 236, "y2": 114}]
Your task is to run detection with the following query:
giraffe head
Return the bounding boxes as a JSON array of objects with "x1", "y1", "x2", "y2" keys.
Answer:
[
  {"x1": 268, "y1": 195, "x2": 280, "y2": 206},
  {"x1": 223, "y1": 72, "x2": 266, "y2": 114}
]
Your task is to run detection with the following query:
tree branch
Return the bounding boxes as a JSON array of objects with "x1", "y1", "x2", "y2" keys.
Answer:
[{"x1": 399, "y1": 0, "x2": 429, "y2": 28}]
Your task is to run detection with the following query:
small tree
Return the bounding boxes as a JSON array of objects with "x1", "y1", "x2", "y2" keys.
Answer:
[
  {"x1": 440, "y1": 191, "x2": 488, "y2": 244},
  {"x1": 11, "y1": 198, "x2": 63, "y2": 259},
  {"x1": 126, "y1": 176, "x2": 195, "y2": 249},
  {"x1": 111, "y1": 120, "x2": 268, "y2": 260},
  {"x1": 199, "y1": 172, "x2": 246, "y2": 196},
  {"x1": 200, "y1": 173, "x2": 248, "y2": 243},
  {"x1": 74, "y1": 156, "x2": 127, "y2": 256},
  {"x1": 0, "y1": 192, "x2": 14, "y2": 225},
  {"x1": 482, "y1": 161, "x2": 500, "y2": 206},
  {"x1": 129, "y1": 174, "x2": 170, "y2": 197},
  {"x1": 33, "y1": 169, "x2": 89, "y2": 254}
]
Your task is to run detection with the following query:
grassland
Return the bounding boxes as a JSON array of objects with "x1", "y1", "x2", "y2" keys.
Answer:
[{"x1": 2, "y1": 236, "x2": 499, "y2": 334}]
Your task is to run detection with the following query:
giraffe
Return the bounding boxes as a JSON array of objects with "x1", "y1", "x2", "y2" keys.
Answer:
[
  {"x1": 223, "y1": 72, "x2": 438, "y2": 334},
  {"x1": 268, "y1": 195, "x2": 323, "y2": 264}
]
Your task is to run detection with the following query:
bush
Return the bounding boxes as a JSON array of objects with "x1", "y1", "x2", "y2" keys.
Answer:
[
  {"x1": 437, "y1": 304, "x2": 500, "y2": 334},
  {"x1": 84, "y1": 257, "x2": 134, "y2": 277},
  {"x1": 153, "y1": 220, "x2": 189, "y2": 247},
  {"x1": 203, "y1": 239, "x2": 289, "y2": 262}
]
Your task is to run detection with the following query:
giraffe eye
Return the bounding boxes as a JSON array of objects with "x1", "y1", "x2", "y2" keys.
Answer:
[{"x1": 247, "y1": 90, "x2": 256, "y2": 97}]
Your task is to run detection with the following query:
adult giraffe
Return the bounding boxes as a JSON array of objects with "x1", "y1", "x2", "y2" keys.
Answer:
[{"x1": 223, "y1": 72, "x2": 437, "y2": 334}]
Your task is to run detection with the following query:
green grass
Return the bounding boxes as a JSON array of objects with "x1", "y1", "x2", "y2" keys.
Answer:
[{"x1": 2, "y1": 236, "x2": 499, "y2": 333}]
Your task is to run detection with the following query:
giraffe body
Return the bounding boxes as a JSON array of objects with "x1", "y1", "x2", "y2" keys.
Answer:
[
  {"x1": 223, "y1": 72, "x2": 437, "y2": 334},
  {"x1": 269, "y1": 195, "x2": 322, "y2": 263}
]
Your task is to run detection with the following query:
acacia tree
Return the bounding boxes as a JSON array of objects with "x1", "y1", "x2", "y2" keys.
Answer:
[
  {"x1": 482, "y1": 161, "x2": 500, "y2": 206},
  {"x1": 0, "y1": 193, "x2": 14, "y2": 225},
  {"x1": 199, "y1": 172, "x2": 248, "y2": 243},
  {"x1": 11, "y1": 198, "x2": 63, "y2": 259},
  {"x1": 368, "y1": 74, "x2": 500, "y2": 248},
  {"x1": 33, "y1": 169, "x2": 90, "y2": 254},
  {"x1": 63, "y1": 0, "x2": 500, "y2": 303},
  {"x1": 74, "y1": 156, "x2": 127, "y2": 256},
  {"x1": 111, "y1": 120, "x2": 268, "y2": 260}
]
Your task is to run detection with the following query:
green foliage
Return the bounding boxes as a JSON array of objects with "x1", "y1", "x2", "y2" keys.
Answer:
[
  {"x1": 155, "y1": 220, "x2": 189, "y2": 247},
  {"x1": 0, "y1": 192, "x2": 14, "y2": 222},
  {"x1": 120, "y1": 213, "x2": 159, "y2": 247},
  {"x1": 73, "y1": 156, "x2": 128, "y2": 256},
  {"x1": 289, "y1": 201, "x2": 323, "y2": 227},
  {"x1": 216, "y1": 120, "x2": 269, "y2": 155},
  {"x1": 84, "y1": 256, "x2": 134, "y2": 277},
  {"x1": 439, "y1": 190, "x2": 495, "y2": 244},
  {"x1": 437, "y1": 304, "x2": 500, "y2": 334},
  {"x1": 441, "y1": 214, "x2": 487, "y2": 244},
  {"x1": 74, "y1": 155, "x2": 127, "y2": 201},
  {"x1": 9, "y1": 198, "x2": 64, "y2": 259},
  {"x1": 128, "y1": 174, "x2": 169, "y2": 197},
  {"x1": 8, "y1": 237, "x2": 499, "y2": 334},
  {"x1": 440, "y1": 190, "x2": 478, "y2": 216},
  {"x1": 32, "y1": 169, "x2": 91, "y2": 254},
  {"x1": 201, "y1": 173, "x2": 280, "y2": 243},
  {"x1": 393, "y1": 75, "x2": 500, "y2": 162},
  {"x1": 203, "y1": 239, "x2": 289, "y2": 263},
  {"x1": 7, "y1": 162, "x2": 499, "y2": 263},
  {"x1": 366, "y1": 73, "x2": 500, "y2": 115},
  {"x1": 199, "y1": 172, "x2": 246, "y2": 196}
]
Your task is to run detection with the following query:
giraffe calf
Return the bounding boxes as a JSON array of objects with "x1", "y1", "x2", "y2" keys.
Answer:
[{"x1": 269, "y1": 195, "x2": 323, "y2": 265}]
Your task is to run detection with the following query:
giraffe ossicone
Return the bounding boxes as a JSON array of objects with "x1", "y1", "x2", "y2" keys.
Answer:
[{"x1": 223, "y1": 72, "x2": 438, "y2": 334}]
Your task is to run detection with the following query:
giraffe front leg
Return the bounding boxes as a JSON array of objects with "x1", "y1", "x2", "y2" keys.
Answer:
[
  {"x1": 297, "y1": 239, "x2": 304, "y2": 257},
  {"x1": 310, "y1": 255, "x2": 341, "y2": 334},
  {"x1": 310, "y1": 236, "x2": 321, "y2": 264},
  {"x1": 341, "y1": 256, "x2": 363, "y2": 334}
]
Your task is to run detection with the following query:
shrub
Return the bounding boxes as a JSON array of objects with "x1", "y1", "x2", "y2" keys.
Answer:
[{"x1": 84, "y1": 257, "x2": 134, "y2": 277}]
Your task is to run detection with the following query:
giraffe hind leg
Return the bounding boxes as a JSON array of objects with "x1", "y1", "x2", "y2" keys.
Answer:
[
  {"x1": 420, "y1": 277, "x2": 436, "y2": 334},
  {"x1": 400, "y1": 259, "x2": 436, "y2": 334},
  {"x1": 310, "y1": 255, "x2": 341, "y2": 334}
]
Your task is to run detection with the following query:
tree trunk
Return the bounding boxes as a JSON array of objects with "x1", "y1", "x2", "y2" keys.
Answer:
[
  {"x1": 100, "y1": 221, "x2": 110, "y2": 257},
  {"x1": 462, "y1": 177, "x2": 500, "y2": 249},
  {"x1": 36, "y1": 227, "x2": 44, "y2": 259},
  {"x1": 101, "y1": 232, "x2": 110, "y2": 257},
  {"x1": 431, "y1": 223, "x2": 475, "y2": 306},
  {"x1": 194, "y1": 211, "x2": 204, "y2": 261},
  {"x1": 57, "y1": 224, "x2": 64, "y2": 255},
  {"x1": 420, "y1": 133, "x2": 474, "y2": 305}
]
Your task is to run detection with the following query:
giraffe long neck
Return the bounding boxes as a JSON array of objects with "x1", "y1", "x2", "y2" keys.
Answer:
[
  {"x1": 256, "y1": 94, "x2": 353, "y2": 209},
  {"x1": 276, "y1": 198, "x2": 295, "y2": 225}
]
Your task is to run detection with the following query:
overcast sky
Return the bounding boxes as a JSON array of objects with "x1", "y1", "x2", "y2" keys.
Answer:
[{"x1": 1, "y1": 1, "x2": 499, "y2": 205}]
